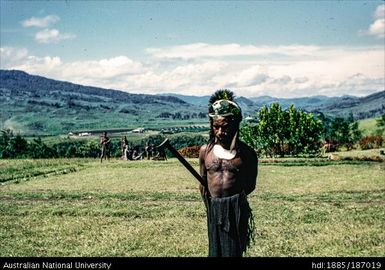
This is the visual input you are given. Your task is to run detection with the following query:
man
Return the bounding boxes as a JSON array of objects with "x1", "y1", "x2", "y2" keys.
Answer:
[
  {"x1": 121, "y1": 136, "x2": 129, "y2": 160},
  {"x1": 199, "y1": 89, "x2": 258, "y2": 257},
  {"x1": 100, "y1": 131, "x2": 111, "y2": 163}
]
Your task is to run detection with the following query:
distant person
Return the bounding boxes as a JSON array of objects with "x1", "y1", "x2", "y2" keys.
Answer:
[
  {"x1": 100, "y1": 131, "x2": 111, "y2": 163},
  {"x1": 145, "y1": 142, "x2": 151, "y2": 160},
  {"x1": 157, "y1": 147, "x2": 167, "y2": 160},
  {"x1": 132, "y1": 147, "x2": 143, "y2": 160},
  {"x1": 121, "y1": 136, "x2": 129, "y2": 160},
  {"x1": 126, "y1": 145, "x2": 133, "y2": 160},
  {"x1": 199, "y1": 89, "x2": 258, "y2": 257},
  {"x1": 145, "y1": 143, "x2": 155, "y2": 160},
  {"x1": 150, "y1": 144, "x2": 157, "y2": 159}
]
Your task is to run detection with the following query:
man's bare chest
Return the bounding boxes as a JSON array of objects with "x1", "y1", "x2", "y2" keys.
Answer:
[{"x1": 205, "y1": 153, "x2": 242, "y2": 174}]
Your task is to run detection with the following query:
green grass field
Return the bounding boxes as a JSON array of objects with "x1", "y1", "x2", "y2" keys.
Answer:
[
  {"x1": 0, "y1": 157, "x2": 384, "y2": 257},
  {"x1": 359, "y1": 117, "x2": 385, "y2": 137}
]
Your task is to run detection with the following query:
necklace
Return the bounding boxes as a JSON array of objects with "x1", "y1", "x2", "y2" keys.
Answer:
[{"x1": 213, "y1": 144, "x2": 236, "y2": 160}]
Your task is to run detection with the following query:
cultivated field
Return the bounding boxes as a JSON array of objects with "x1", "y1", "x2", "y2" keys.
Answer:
[{"x1": 0, "y1": 157, "x2": 384, "y2": 257}]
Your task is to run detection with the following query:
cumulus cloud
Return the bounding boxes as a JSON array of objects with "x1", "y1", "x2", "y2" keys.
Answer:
[
  {"x1": 0, "y1": 47, "x2": 29, "y2": 66},
  {"x1": 1, "y1": 43, "x2": 384, "y2": 98},
  {"x1": 363, "y1": 4, "x2": 385, "y2": 39},
  {"x1": 20, "y1": 15, "x2": 76, "y2": 44},
  {"x1": 218, "y1": 65, "x2": 269, "y2": 88},
  {"x1": 62, "y1": 56, "x2": 144, "y2": 90},
  {"x1": 35, "y1": 28, "x2": 76, "y2": 44},
  {"x1": 21, "y1": 15, "x2": 59, "y2": 28},
  {"x1": 0, "y1": 47, "x2": 61, "y2": 74}
]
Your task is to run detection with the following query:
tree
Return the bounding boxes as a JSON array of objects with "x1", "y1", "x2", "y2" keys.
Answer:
[
  {"x1": 287, "y1": 105, "x2": 300, "y2": 155},
  {"x1": 239, "y1": 124, "x2": 259, "y2": 155},
  {"x1": 255, "y1": 105, "x2": 274, "y2": 157},
  {"x1": 240, "y1": 103, "x2": 324, "y2": 157},
  {"x1": 268, "y1": 103, "x2": 286, "y2": 157},
  {"x1": 298, "y1": 112, "x2": 323, "y2": 156},
  {"x1": 328, "y1": 117, "x2": 362, "y2": 150},
  {"x1": 376, "y1": 114, "x2": 385, "y2": 134},
  {"x1": 28, "y1": 137, "x2": 56, "y2": 158},
  {"x1": 0, "y1": 129, "x2": 29, "y2": 158},
  {"x1": 9, "y1": 134, "x2": 29, "y2": 158},
  {"x1": 0, "y1": 129, "x2": 13, "y2": 158}
]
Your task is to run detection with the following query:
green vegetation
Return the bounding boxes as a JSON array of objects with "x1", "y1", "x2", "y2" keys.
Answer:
[
  {"x1": 3, "y1": 109, "x2": 385, "y2": 160},
  {"x1": 240, "y1": 104, "x2": 365, "y2": 158},
  {"x1": 358, "y1": 116, "x2": 385, "y2": 137},
  {"x1": 1, "y1": 157, "x2": 384, "y2": 256},
  {"x1": 0, "y1": 129, "x2": 208, "y2": 159}
]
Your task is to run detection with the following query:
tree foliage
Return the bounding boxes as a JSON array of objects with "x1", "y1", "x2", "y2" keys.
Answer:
[
  {"x1": 241, "y1": 103, "x2": 366, "y2": 157},
  {"x1": 376, "y1": 114, "x2": 385, "y2": 134},
  {"x1": 241, "y1": 103, "x2": 324, "y2": 157}
]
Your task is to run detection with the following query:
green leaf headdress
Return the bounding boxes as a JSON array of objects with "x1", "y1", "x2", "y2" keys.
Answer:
[{"x1": 208, "y1": 89, "x2": 242, "y2": 122}]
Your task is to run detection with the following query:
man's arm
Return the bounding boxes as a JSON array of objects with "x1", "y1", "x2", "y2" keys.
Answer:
[
  {"x1": 199, "y1": 145, "x2": 209, "y2": 199},
  {"x1": 243, "y1": 145, "x2": 258, "y2": 195}
]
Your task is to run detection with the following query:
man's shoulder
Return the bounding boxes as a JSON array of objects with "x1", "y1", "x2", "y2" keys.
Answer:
[
  {"x1": 238, "y1": 141, "x2": 257, "y2": 156},
  {"x1": 199, "y1": 144, "x2": 208, "y2": 152},
  {"x1": 238, "y1": 140, "x2": 252, "y2": 149},
  {"x1": 199, "y1": 144, "x2": 208, "y2": 159}
]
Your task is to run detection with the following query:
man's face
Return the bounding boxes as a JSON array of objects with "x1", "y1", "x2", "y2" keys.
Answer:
[{"x1": 212, "y1": 117, "x2": 237, "y2": 147}]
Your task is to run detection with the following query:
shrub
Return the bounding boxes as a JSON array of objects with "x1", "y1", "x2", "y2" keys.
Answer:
[
  {"x1": 178, "y1": 145, "x2": 200, "y2": 158},
  {"x1": 358, "y1": 136, "x2": 384, "y2": 150}
]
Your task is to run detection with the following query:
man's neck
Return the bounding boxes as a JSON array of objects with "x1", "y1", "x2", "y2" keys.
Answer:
[{"x1": 213, "y1": 144, "x2": 237, "y2": 159}]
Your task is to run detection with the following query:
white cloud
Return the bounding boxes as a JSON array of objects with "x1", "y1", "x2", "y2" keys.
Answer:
[
  {"x1": 362, "y1": 4, "x2": 385, "y2": 39},
  {"x1": 21, "y1": 15, "x2": 60, "y2": 28},
  {"x1": 0, "y1": 48, "x2": 145, "y2": 91},
  {"x1": 0, "y1": 47, "x2": 29, "y2": 65},
  {"x1": 147, "y1": 43, "x2": 320, "y2": 59},
  {"x1": 0, "y1": 47, "x2": 62, "y2": 74},
  {"x1": 20, "y1": 15, "x2": 76, "y2": 44},
  {"x1": 368, "y1": 19, "x2": 385, "y2": 39},
  {"x1": 374, "y1": 4, "x2": 385, "y2": 20},
  {"x1": 272, "y1": 76, "x2": 292, "y2": 84},
  {"x1": 217, "y1": 65, "x2": 269, "y2": 88},
  {"x1": 35, "y1": 28, "x2": 76, "y2": 44},
  {"x1": 1, "y1": 44, "x2": 384, "y2": 98},
  {"x1": 60, "y1": 56, "x2": 144, "y2": 88},
  {"x1": 294, "y1": 77, "x2": 308, "y2": 84}
]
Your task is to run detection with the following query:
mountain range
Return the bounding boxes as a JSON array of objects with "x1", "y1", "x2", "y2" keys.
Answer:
[
  {"x1": 164, "y1": 91, "x2": 385, "y2": 119},
  {"x1": 1, "y1": 69, "x2": 384, "y2": 135}
]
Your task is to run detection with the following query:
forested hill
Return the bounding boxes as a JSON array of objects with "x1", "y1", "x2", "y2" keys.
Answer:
[
  {"x1": 0, "y1": 70, "x2": 186, "y2": 105},
  {"x1": 309, "y1": 91, "x2": 385, "y2": 119},
  {"x1": 0, "y1": 70, "x2": 205, "y2": 136}
]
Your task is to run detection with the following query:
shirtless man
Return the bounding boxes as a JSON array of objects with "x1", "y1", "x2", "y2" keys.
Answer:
[
  {"x1": 199, "y1": 89, "x2": 258, "y2": 257},
  {"x1": 100, "y1": 131, "x2": 111, "y2": 163}
]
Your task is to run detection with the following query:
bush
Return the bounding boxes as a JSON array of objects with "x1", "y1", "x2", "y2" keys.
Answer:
[
  {"x1": 358, "y1": 136, "x2": 384, "y2": 150},
  {"x1": 178, "y1": 145, "x2": 200, "y2": 158}
]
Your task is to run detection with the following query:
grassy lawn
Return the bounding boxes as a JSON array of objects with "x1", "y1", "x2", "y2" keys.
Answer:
[{"x1": 0, "y1": 157, "x2": 384, "y2": 257}]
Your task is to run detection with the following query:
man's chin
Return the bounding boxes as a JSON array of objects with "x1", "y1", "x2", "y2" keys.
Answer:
[{"x1": 217, "y1": 138, "x2": 231, "y2": 147}]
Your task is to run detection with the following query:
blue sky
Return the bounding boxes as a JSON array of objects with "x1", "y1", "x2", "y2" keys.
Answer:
[{"x1": 1, "y1": 0, "x2": 384, "y2": 98}]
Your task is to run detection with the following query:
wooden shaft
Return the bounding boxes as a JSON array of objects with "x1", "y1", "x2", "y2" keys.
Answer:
[{"x1": 158, "y1": 139, "x2": 206, "y2": 187}]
